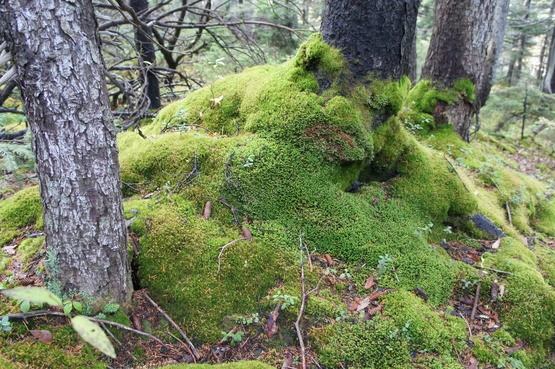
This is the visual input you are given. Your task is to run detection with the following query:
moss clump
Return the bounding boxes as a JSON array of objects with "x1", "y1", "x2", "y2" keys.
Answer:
[
  {"x1": 135, "y1": 199, "x2": 294, "y2": 342},
  {"x1": 480, "y1": 237, "x2": 555, "y2": 359},
  {"x1": 314, "y1": 317, "x2": 411, "y2": 369},
  {"x1": 17, "y1": 236, "x2": 45, "y2": 263},
  {"x1": 383, "y1": 290, "x2": 467, "y2": 357},
  {"x1": 406, "y1": 78, "x2": 475, "y2": 117},
  {"x1": 0, "y1": 186, "x2": 42, "y2": 246},
  {"x1": 0, "y1": 325, "x2": 106, "y2": 368}
]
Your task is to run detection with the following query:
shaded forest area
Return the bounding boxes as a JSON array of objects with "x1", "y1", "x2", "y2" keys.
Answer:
[{"x1": 1, "y1": 1, "x2": 555, "y2": 369}]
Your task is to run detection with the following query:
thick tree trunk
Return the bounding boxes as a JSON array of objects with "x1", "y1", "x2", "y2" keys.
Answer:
[
  {"x1": 543, "y1": 26, "x2": 555, "y2": 94},
  {"x1": 0, "y1": 0, "x2": 132, "y2": 308},
  {"x1": 320, "y1": 0, "x2": 421, "y2": 82},
  {"x1": 421, "y1": 0, "x2": 496, "y2": 141},
  {"x1": 478, "y1": 0, "x2": 510, "y2": 107},
  {"x1": 130, "y1": 0, "x2": 161, "y2": 110}
]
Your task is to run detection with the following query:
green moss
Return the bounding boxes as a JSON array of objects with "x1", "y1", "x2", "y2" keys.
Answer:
[
  {"x1": 481, "y1": 237, "x2": 555, "y2": 358},
  {"x1": 383, "y1": 290, "x2": 467, "y2": 356},
  {"x1": 163, "y1": 361, "x2": 275, "y2": 369},
  {"x1": 314, "y1": 317, "x2": 411, "y2": 369},
  {"x1": 0, "y1": 186, "x2": 42, "y2": 246},
  {"x1": 0, "y1": 324, "x2": 106, "y2": 368},
  {"x1": 136, "y1": 200, "x2": 295, "y2": 342},
  {"x1": 18, "y1": 236, "x2": 45, "y2": 263}
]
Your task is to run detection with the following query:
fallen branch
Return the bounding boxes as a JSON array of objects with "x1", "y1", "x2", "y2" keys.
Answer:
[
  {"x1": 143, "y1": 292, "x2": 200, "y2": 359},
  {"x1": 1, "y1": 310, "x2": 167, "y2": 346},
  {"x1": 218, "y1": 237, "x2": 247, "y2": 272},
  {"x1": 475, "y1": 265, "x2": 512, "y2": 275},
  {"x1": 295, "y1": 232, "x2": 310, "y2": 369},
  {"x1": 469, "y1": 282, "x2": 481, "y2": 331},
  {"x1": 505, "y1": 200, "x2": 513, "y2": 227}
]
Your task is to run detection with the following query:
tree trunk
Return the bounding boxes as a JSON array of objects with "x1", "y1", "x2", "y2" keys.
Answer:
[
  {"x1": 478, "y1": 0, "x2": 510, "y2": 107},
  {"x1": 535, "y1": 0, "x2": 555, "y2": 83},
  {"x1": 421, "y1": 0, "x2": 496, "y2": 141},
  {"x1": 130, "y1": 0, "x2": 161, "y2": 110},
  {"x1": 320, "y1": 0, "x2": 421, "y2": 82},
  {"x1": 544, "y1": 26, "x2": 555, "y2": 93},
  {"x1": 0, "y1": 0, "x2": 132, "y2": 308}
]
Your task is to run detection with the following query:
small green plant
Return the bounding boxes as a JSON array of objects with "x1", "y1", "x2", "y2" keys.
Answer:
[
  {"x1": 63, "y1": 299, "x2": 83, "y2": 315},
  {"x1": 1, "y1": 286, "x2": 116, "y2": 358},
  {"x1": 335, "y1": 310, "x2": 348, "y2": 321},
  {"x1": 413, "y1": 223, "x2": 434, "y2": 237},
  {"x1": 1, "y1": 316, "x2": 11, "y2": 332},
  {"x1": 377, "y1": 254, "x2": 394, "y2": 276},
  {"x1": 221, "y1": 329, "x2": 244, "y2": 346},
  {"x1": 102, "y1": 302, "x2": 120, "y2": 314},
  {"x1": 236, "y1": 313, "x2": 260, "y2": 325},
  {"x1": 339, "y1": 268, "x2": 352, "y2": 279},
  {"x1": 272, "y1": 290, "x2": 299, "y2": 310}
]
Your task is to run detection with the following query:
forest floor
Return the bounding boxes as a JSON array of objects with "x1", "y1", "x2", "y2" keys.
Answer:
[{"x1": 1, "y1": 136, "x2": 554, "y2": 369}]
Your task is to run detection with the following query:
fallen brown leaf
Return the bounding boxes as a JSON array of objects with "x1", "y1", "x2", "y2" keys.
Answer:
[
  {"x1": 242, "y1": 226, "x2": 252, "y2": 242},
  {"x1": 29, "y1": 330, "x2": 53, "y2": 344},
  {"x1": 367, "y1": 289, "x2": 396, "y2": 302},
  {"x1": 324, "y1": 254, "x2": 333, "y2": 266},
  {"x1": 356, "y1": 297, "x2": 371, "y2": 312},
  {"x1": 413, "y1": 287, "x2": 429, "y2": 302},
  {"x1": 364, "y1": 275, "x2": 375, "y2": 290},
  {"x1": 203, "y1": 201, "x2": 212, "y2": 220},
  {"x1": 467, "y1": 356, "x2": 479, "y2": 369}
]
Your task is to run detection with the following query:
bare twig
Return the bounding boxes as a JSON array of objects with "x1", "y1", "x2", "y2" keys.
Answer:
[
  {"x1": 295, "y1": 232, "x2": 308, "y2": 369},
  {"x1": 475, "y1": 265, "x2": 513, "y2": 275},
  {"x1": 1, "y1": 310, "x2": 167, "y2": 346},
  {"x1": 218, "y1": 237, "x2": 248, "y2": 272},
  {"x1": 505, "y1": 200, "x2": 513, "y2": 227},
  {"x1": 143, "y1": 292, "x2": 200, "y2": 359},
  {"x1": 469, "y1": 282, "x2": 481, "y2": 331}
]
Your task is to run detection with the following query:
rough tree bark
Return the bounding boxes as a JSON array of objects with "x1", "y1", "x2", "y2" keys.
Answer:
[
  {"x1": 544, "y1": 26, "x2": 555, "y2": 94},
  {"x1": 130, "y1": 0, "x2": 161, "y2": 109},
  {"x1": 320, "y1": 0, "x2": 421, "y2": 82},
  {"x1": 0, "y1": 0, "x2": 133, "y2": 308},
  {"x1": 478, "y1": 0, "x2": 510, "y2": 107},
  {"x1": 421, "y1": 0, "x2": 496, "y2": 142}
]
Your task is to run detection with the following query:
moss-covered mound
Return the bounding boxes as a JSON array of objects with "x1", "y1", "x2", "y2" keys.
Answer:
[{"x1": 2, "y1": 33, "x2": 555, "y2": 368}]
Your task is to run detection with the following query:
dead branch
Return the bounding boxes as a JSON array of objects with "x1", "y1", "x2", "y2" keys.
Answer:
[
  {"x1": 295, "y1": 232, "x2": 308, "y2": 369},
  {"x1": 143, "y1": 292, "x2": 200, "y2": 360},
  {"x1": 1, "y1": 310, "x2": 167, "y2": 346},
  {"x1": 218, "y1": 237, "x2": 248, "y2": 272},
  {"x1": 475, "y1": 265, "x2": 513, "y2": 275},
  {"x1": 469, "y1": 282, "x2": 481, "y2": 331}
]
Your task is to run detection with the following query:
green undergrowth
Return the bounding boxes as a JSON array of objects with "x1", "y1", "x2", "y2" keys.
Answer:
[
  {"x1": 0, "y1": 321, "x2": 107, "y2": 369},
  {"x1": 1, "y1": 33, "x2": 555, "y2": 368},
  {"x1": 109, "y1": 32, "x2": 555, "y2": 365}
]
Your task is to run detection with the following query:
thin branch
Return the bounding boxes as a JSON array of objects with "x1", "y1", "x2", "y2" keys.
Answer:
[
  {"x1": 218, "y1": 237, "x2": 248, "y2": 272},
  {"x1": 295, "y1": 232, "x2": 308, "y2": 369},
  {"x1": 469, "y1": 282, "x2": 481, "y2": 331},
  {"x1": 143, "y1": 292, "x2": 200, "y2": 360}
]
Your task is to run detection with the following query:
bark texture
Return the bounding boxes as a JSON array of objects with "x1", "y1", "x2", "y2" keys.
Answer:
[
  {"x1": 130, "y1": 0, "x2": 161, "y2": 109},
  {"x1": 0, "y1": 0, "x2": 132, "y2": 307},
  {"x1": 544, "y1": 26, "x2": 555, "y2": 94},
  {"x1": 478, "y1": 0, "x2": 510, "y2": 107},
  {"x1": 422, "y1": 0, "x2": 496, "y2": 141},
  {"x1": 320, "y1": 0, "x2": 421, "y2": 81}
]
